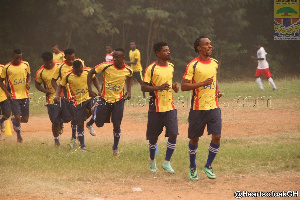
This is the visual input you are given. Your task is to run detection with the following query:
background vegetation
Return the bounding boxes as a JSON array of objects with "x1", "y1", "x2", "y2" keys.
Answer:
[{"x1": 0, "y1": 0, "x2": 299, "y2": 82}]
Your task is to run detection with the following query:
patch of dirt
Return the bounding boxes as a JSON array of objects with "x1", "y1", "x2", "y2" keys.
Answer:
[{"x1": 1, "y1": 105, "x2": 300, "y2": 200}]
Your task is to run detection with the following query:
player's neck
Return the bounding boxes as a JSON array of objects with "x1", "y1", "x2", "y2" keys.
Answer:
[
  {"x1": 156, "y1": 59, "x2": 168, "y2": 66},
  {"x1": 198, "y1": 54, "x2": 210, "y2": 61}
]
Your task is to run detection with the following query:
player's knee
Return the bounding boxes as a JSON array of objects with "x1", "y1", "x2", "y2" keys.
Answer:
[
  {"x1": 212, "y1": 135, "x2": 221, "y2": 145},
  {"x1": 21, "y1": 116, "x2": 29, "y2": 123},
  {"x1": 190, "y1": 137, "x2": 199, "y2": 145}
]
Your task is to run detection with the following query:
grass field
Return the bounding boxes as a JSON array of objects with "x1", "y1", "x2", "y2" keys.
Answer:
[{"x1": 0, "y1": 78, "x2": 299, "y2": 200}]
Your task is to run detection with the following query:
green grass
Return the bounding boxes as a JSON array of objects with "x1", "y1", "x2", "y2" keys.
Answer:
[{"x1": 0, "y1": 133, "x2": 299, "y2": 183}]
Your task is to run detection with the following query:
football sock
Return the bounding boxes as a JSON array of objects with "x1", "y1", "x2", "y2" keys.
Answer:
[
  {"x1": 149, "y1": 141, "x2": 156, "y2": 160},
  {"x1": 205, "y1": 141, "x2": 220, "y2": 168},
  {"x1": 165, "y1": 138, "x2": 176, "y2": 161},
  {"x1": 268, "y1": 77, "x2": 277, "y2": 90},
  {"x1": 189, "y1": 142, "x2": 198, "y2": 169},
  {"x1": 86, "y1": 118, "x2": 94, "y2": 126},
  {"x1": 71, "y1": 121, "x2": 77, "y2": 139},
  {"x1": 77, "y1": 128, "x2": 85, "y2": 147},
  {"x1": 256, "y1": 77, "x2": 264, "y2": 90},
  {"x1": 112, "y1": 130, "x2": 121, "y2": 150},
  {"x1": 13, "y1": 122, "x2": 22, "y2": 139}
]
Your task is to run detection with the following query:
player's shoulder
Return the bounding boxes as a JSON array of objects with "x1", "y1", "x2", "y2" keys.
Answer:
[
  {"x1": 187, "y1": 57, "x2": 199, "y2": 67},
  {"x1": 21, "y1": 60, "x2": 30, "y2": 66},
  {"x1": 124, "y1": 64, "x2": 133, "y2": 73},
  {"x1": 95, "y1": 61, "x2": 113, "y2": 68},
  {"x1": 0, "y1": 64, "x2": 4, "y2": 68},
  {"x1": 210, "y1": 57, "x2": 218, "y2": 64},
  {"x1": 145, "y1": 62, "x2": 156, "y2": 71},
  {"x1": 167, "y1": 62, "x2": 175, "y2": 68}
]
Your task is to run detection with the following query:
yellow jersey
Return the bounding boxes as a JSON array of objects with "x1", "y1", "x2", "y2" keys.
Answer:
[
  {"x1": 60, "y1": 67, "x2": 91, "y2": 106},
  {"x1": 35, "y1": 63, "x2": 61, "y2": 104},
  {"x1": 0, "y1": 64, "x2": 7, "y2": 102},
  {"x1": 53, "y1": 51, "x2": 65, "y2": 63},
  {"x1": 143, "y1": 62, "x2": 176, "y2": 112},
  {"x1": 95, "y1": 62, "x2": 132, "y2": 103},
  {"x1": 129, "y1": 49, "x2": 142, "y2": 72},
  {"x1": 1, "y1": 61, "x2": 31, "y2": 99},
  {"x1": 183, "y1": 57, "x2": 219, "y2": 110}
]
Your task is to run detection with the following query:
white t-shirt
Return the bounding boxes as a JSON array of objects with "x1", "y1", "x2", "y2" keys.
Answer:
[
  {"x1": 257, "y1": 47, "x2": 269, "y2": 69},
  {"x1": 105, "y1": 53, "x2": 113, "y2": 62}
]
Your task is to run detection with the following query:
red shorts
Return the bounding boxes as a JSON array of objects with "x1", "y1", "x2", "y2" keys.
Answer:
[{"x1": 255, "y1": 68, "x2": 272, "y2": 79}]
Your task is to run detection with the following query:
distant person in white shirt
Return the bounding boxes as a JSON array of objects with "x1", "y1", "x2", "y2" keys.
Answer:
[
  {"x1": 105, "y1": 45, "x2": 113, "y2": 62},
  {"x1": 251, "y1": 43, "x2": 277, "y2": 91}
]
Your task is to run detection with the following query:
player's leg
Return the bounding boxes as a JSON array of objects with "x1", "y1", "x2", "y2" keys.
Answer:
[
  {"x1": 20, "y1": 98, "x2": 29, "y2": 123},
  {"x1": 264, "y1": 69, "x2": 277, "y2": 90},
  {"x1": 188, "y1": 109, "x2": 206, "y2": 180},
  {"x1": 111, "y1": 100, "x2": 125, "y2": 157},
  {"x1": 0, "y1": 100, "x2": 11, "y2": 135},
  {"x1": 66, "y1": 100, "x2": 77, "y2": 143},
  {"x1": 162, "y1": 110, "x2": 179, "y2": 174},
  {"x1": 146, "y1": 111, "x2": 163, "y2": 172},
  {"x1": 86, "y1": 98, "x2": 97, "y2": 136},
  {"x1": 255, "y1": 69, "x2": 264, "y2": 90},
  {"x1": 203, "y1": 108, "x2": 222, "y2": 179},
  {"x1": 47, "y1": 104, "x2": 64, "y2": 146},
  {"x1": 10, "y1": 99, "x2": 23, "y2": 143},
  {"x1": 74, "y1": 101, "x2": 89, "y2": 150}
]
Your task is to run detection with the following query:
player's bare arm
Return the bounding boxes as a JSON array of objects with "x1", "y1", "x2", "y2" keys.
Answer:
[
  {"x1": 0, "y1": 77, "x2": 12, "y2": 100},
  {"x1": 87, "y1": 68, "x2": 97, "y2": 98},
  {"x1": 181, "y1": 76, "x2": 214, "y2": 91},
  {"x1": 124, "y1": 76, "x2": 132, "y2": 100},
  {"x1": 54, "y1": 85, "x2": 63, "y2": 103},
  {"x1": 215, "y1": 78, "x2": 222, "y2": 98},
  {"x1": 26, "y1": 73, "x2": 31, "y2": 90},
  {"x1": 35, "y1": 81, "x2": 52, "y2": 96},
  {"x1": 141, "y1": 81, "x2": 170, "y2": 92},
  {"x1": 172, "y1": 82, "x2": 179, "y2": 93},
  {"x1": 92, "y1": 76, "x2": 101, "y2": 96},
  {"x1": 251, "y1": 56, "x2": 264, "y2": 61}
]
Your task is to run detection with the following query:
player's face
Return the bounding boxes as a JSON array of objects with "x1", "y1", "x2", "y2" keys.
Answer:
[
  {"x1": 130, "y1": 42, "x2": 136, "y2": 50},
  {"x1": 52, "y1": 46, "x2": 59, "y2": 54},
  {"x1": 73, "y1": 65, "x2": 83, "y2": 76},
  {"x1": 106, "y1": 46, "x2": 112, "y2": 53},
  {"x1": 157, "y1": 46, "x2": 171, "y2": 61},
  {"x1": 65, "y1": 54, "x2": 75, "y2": 66},
  {"x1": 199, "y1": 38, "x2": 212, "y2": 57},
  {"x1": 113, "y1": 51, "x2": 125, "y2": 68},
  {"x1": 12, "y1": 53, "x2": 22, "y2": 65},
  {"x1": 43, "y1": 59, "x2": 54, "y2": 69}
]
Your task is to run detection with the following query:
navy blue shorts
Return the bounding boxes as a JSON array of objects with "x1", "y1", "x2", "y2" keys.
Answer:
[
  {"x1": 47, "y1": 101, "x2": 71, "y2": 125},
  {"x1": 66, "y1": 100, "x2": 75, "y2": 118},
  {"x1": 10, "y1": 98, "x2": 29, "y2": 116},
  {"x1": 0, "y1": 99, "x2": 11, "y2": 115},
  {"x1": 74, "y1": 98, "x2": 96, "y2": 124},
  {"x1": 95, "y1": 98, "x2": 125, "y2": 128},
  {"x1": 188, "y1": 108, "x2": 222, "y2": 139},
  {"x1": 146, "y1": 109, "x2": 179, "y2": 140},
  {"x1": 133, "y1": 71, "x2": 143, "y2": 84}
]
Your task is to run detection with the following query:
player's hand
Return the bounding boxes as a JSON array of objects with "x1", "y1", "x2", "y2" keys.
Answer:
[
  {"x1": 26, "y1": 83, "x2": 30, "y2": 90},
  {"x1": 45, "y1": 90, "x2": 52, "y2": 96},
  {"x1": 6, "y1": 93, "x2": 12, "y2": 101},
  {"x1": 88, "y1": 90, "x2": 97, "y2": 98},
  {"x1": 172, "y1": 82, "x2": 179, "y2": 93},
  {"x1": 54, "y1": 96, "x2": 61, "y2": 104},
  {"x1": 160, "y1": 81, "x2": 170, "y2": 91},
  {"x1": 203, "y1": 76, "x2": 214, "y2": 86},
  {"x1": 216, "y1": 89, "x2": 222, "y2": 98},
  {"x1": 124, "y1": 91, "x2": 131, "y2": 100},
  {"x1": 250, "y1": 56, "x2": 256, "y2": 60}
]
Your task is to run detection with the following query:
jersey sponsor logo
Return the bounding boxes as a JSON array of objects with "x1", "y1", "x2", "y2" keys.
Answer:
[{"x1": 13, "y1": 78, "x2": 26, "y2": 85}]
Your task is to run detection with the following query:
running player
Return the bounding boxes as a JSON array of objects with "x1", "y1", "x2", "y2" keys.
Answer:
[
  {"x1": 52, "y1": 44, "x2": 65, "y2": 63},
  {"x1": 0, "y1": 49, "x2": 31, "y2": 143},
  {"x1": 141, "y1": 41, "x2": 179, "y2": 173},
  {"x1": 251, "y1": 42, "x2": 277, "y2": 91},
  {"x1": 51, "y1": 48, "x2": 100, "y2": 148},
  {"x1": 35, "y1": 51, "x2": 71, "y2": 146},
  {"x1": 0, "y1": 64, "x2": 11, "y2": 139},
  {"x1": 126, "y1": 41, "x2": 146, "y2": 98},
  {"x1": 55, "y1": 60, "x2": 98, "y2": 151},
  {"x1": 105, "y1": 45, "x2": 113, "y2": 62},
  {"x1": 87, "y1": 48, "x2": 132, "y2": 157},
  {"x1": 181, "y1": 36, "x2": 222, "y2": 180}
]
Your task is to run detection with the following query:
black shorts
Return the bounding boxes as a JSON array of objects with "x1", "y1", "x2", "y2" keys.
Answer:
[
  {"x1": 74, "y1": 98, "x2": 96, "y2": 124},
  {"x1": 146, "y1": 109, "x2": 179, "y2": 140},
  {"x1": 10, "y1": 98, "x2": 29, "y2": 116},
  {"x1": 188, "y1": 108, "x2": 222, "y2": 139},
  {"x1": 0, "y1": 99, "x2": 11, "y2": 115},
  {"x1": 133, "y1": 71, "x2": 143, "y2": 84},
  {"x1": 47, "y1": 101, "x2": 71, "y2": 125},
  {"x1": 95, "y1": 98, "x2": 125, "y2": 128},
  {"x1": 66, "y1": 100, "x2": 75, "y2": 118}
]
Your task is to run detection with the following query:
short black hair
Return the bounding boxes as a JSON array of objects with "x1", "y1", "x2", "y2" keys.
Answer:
[
  {"x1": 41, "y1": 51, "x2": 53, "y2": 61},
  {"x1": 13, "y1": 49, "x2": 22, "y2": 54},
  {"x1": 114, "y1": 48, "x2": 125, "y2": 54},
  {"x1": 51, "y1": 44, "x2": 58, "y2": 48},
  {"x1": 153, "y1": 41, "x2": 168, "y2": 53},
  {"x1": 73, "y1": 60, "x2": 83, "y2": 68},
  {"x1": 64, "y1": 48, "x2": 74, "y2": 56},
  {"x1": 194, "y1": 36, "x2": 206, "y2": 53}
]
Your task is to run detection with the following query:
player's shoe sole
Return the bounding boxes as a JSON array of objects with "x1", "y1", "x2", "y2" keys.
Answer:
[{"x1": 162, "y1": 161, "x2": 175, "y2": 174}]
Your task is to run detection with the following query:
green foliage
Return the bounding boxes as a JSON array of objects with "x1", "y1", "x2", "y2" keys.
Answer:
[{"x1": 0, "y1": 0, "x2": 299, "y2": 81}]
